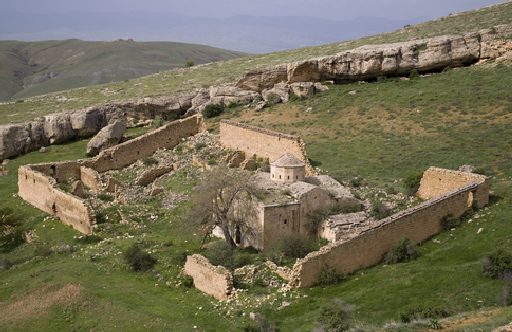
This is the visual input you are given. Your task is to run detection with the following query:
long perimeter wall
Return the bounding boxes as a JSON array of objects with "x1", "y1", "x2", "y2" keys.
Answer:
[
  {"x1": 18, "y1": 115, "x2": 204, "y2": 235},
  {"x1": 220, "y1": 120, "x2": 314, "y2": 175},
  {"x1": 289, "y1": 175, "x2": 488, "y2": 288}
]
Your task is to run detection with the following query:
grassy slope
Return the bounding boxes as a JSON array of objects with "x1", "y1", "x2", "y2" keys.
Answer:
[
  {"x1": 1, "y1": 3, "x2": 512, "y2": 332},
  {"x1": 0, "y1": 39, "x2": 249, "y2": 101}
]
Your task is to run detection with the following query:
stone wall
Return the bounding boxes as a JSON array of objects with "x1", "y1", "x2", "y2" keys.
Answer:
[
  {"x1": 82, "y1": 114, "x2": 203, "y2": 173},
  {"x1": 18, "y1": 164, "x2": 96, "y2": 234},
  {"x1": 184, "y1": 254, "x2": 234, "y2": 301},
  {"x1": 18, "y1": 115, "x2": 204, "y2": 235},
  {"x1": 417, "y1": 167, "x2": 489, "y2": 207},
  {"x1": 219, "y1": 120, "x2": 313, "y2": 175},
  {"x1": 289, "y1": 180, "x2": 486, "y2": 288}
]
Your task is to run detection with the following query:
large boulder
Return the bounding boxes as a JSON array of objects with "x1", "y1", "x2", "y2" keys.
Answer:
[
  {"x1": 86, "y1": 121, "x2": 126, "y2": 156},
  {"x1": 210, "y1": 86, "x2": 260, "y2": 106},
  {"x1": 44, "y1": 113, "x2": 76, "y2": 145},
  {"x1": 0, "y1": 124, "x2": 30, "y2": 159},
  {"x1": 70, "y1": 107, "x2": 107, "y2": 138}
]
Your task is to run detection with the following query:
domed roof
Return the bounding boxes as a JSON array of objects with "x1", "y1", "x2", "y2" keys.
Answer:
[{"x1": 270, "y1": 154, "x2": 306, "y2": 167}]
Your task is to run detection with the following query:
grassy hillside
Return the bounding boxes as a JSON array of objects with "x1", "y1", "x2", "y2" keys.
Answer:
[
  {"x1": 0, "y1": 39, "x2": 249, "y2": 101},
  {"x1": 1, "y1": 2, "x2": 512, "y2": 332}
]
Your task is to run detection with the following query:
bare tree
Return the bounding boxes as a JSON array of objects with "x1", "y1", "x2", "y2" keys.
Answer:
[{"x1": 188, "y1": 166, "x2": 258, "y2": 249}]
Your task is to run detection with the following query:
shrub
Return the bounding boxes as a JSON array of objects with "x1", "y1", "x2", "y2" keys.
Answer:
[
  {"x1": 497, "y1": 286, "x2": 512, "y2": 307},
  {"x1": 273, "y1": 233, "x2": 317, "y2": 259},
  {"x1": 318, "y1": 266, "x2": 346, "y2": 286},
  {"x1": 152, "y1": 115, "x2": 164, "y2": 128},
  {"x1": 74, "y1": 234, "x2": 103, "y2": 244},
  {"x1": 183, "y1": 275, "x2": 194, "y2": 288},
  {"x1": 384, "y1": 237, "x2": 420, "y2": 264},
  {"x1": 404, "y1": 172, "x2": 423, "y2": 195},
  {"x1": 203, "y1": 104, "x2": 224, "y2": 118},
  {"x1": 483, "y1": 248, "x2": 512, "y2": 282},
  {"x1": 34, "y1": 244, "x2": 53, "y2": 257},
  {"x1": 441, "y1": 213, "x2": 460, "y2": 230},
  {"x1": 123, "y1": 245, "x2": 157, "y2": 272},
  {"x1": 370, "y1": 201, "x2": 392, "y2": 220},
  {"x1": 399, "y1": 303, "x2": 449, "y2": 323},
  {"x1": 171, "y1": 251, "x2": 188, "y2": 267},
  {"x1": 195, "y1": 142, "x2": 207, "y2": 151},
  {"x1": 306, "y1": 208, "x2": 329, "y2": 236},
  {"x1": 409, "y1": 69, "x2": 420, "y2": 80},
  {"x1": 318, "y1": 299, "x2": 354, "y2": 332},
  {"x1": 97, "y1": 193, "x2": 114, "y2": 202},
  {"x1": 184, "y1": 60, "x2": 195, "y2": 68},
  {"x1": 174, "y1": 145, "x2": 183, "y2": 152},
  {"x1": 142, "y1": 157, "x2": 158, "y2": 165},
  {"x1": 266, "y1": 92, "x2": 278, "y2": 105},
  {"x1": 333, "y1": 199, "x2": 362, "y2": 214},
  {"x1": 206, "y1": 241, "x2": 236, "y2": 269}
]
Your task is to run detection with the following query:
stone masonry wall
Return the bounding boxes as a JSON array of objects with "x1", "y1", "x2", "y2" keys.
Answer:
[
  {"x1": 289, "y1": 181, "x2": 485, "y2": 288},
  {"x1": 184, "y1": 254, "x2": 234, "y2": 301},
  {"x1": 219, "y1": 120, "x2": 314, "y2": 175},
  {"x1": 417, "y1": 167, "x2": 489, "y2": 207},
  {"x1": 18, "y1": 164, "x2": 96, "y2": 234},
  {"x1": 80, "y1": 166, "x2": 102, "y2": 191},
  {"x1": 83, "y1": 114, "x2": 204, "y2": 173}
]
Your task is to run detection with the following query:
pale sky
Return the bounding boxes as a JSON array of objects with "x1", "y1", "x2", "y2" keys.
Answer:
[{"x1": 0, "y1": 0, "x2": 506, "y2": 21}]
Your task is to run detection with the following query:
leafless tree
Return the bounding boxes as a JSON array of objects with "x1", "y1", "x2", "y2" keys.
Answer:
[{"x1": 188, "y1": 166, "x2": 258, "y2": 249}]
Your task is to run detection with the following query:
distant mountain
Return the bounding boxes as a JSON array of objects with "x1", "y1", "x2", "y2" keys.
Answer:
[
  {"x1": 0, "y1": 11, "x2": 429, "y2": 54},
  {"x1": 0, "y1": 39, "x2": 249, "y2": 101}
]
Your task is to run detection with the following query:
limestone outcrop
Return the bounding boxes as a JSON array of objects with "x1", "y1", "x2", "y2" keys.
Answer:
[
  {"x1": 86, "y1": 121, "x2": 126, "y2": 156},
  {"x1": 236, "y1": 24, "x2": 512, "y2": 92},
  {"x1": 209, "y1": 86, "x2": 260, "y2": 107}
]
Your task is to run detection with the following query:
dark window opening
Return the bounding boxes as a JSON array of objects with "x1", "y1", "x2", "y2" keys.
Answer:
[
  {"x1": 296, "y1": 176, "x2": 298, "y2": 180},
  {"x1": 235, "y1": 226, "x2": 241, "y2": 244},
  {"x1": 284, "y1": 219, "x2": 287, "y2": 225},
  {"x1": 287, "y1": 176, "x2": 290, "y2": 180}
]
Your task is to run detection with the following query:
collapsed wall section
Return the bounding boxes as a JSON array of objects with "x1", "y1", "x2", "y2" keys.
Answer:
[
  {"x1": 219, "y1": 120, "x2": 313, "y2": 175},
  {"x1": 417, "y1": 167, "x2": 489, "y2": 207},
  {"x1": 289, "y1": 181, "x2": 484, "y2": 288},
  {"x1": 184, "y1": 254, "x2": 234, "y2": 301}
]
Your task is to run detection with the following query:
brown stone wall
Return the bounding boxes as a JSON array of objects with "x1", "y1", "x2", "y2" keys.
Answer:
[
  {"x1": 289, "y1": 182, "x2": 482, "y2": 288},
  {"x1": 219, "y1": 120, "x2": 314, "y2": 175},
  {"x1": 184, "y1": 254, "x2": 234, "y2": 301},
  {"x1": 80, "y1": 166, "x2": 102, "y2": 191},
  {"x1": 417, "y1": 167, "x2": 489, "y2": 207},
  {"x1": 262, "y1": 203, "x2": 301, "y2": 252},
  {"x1": 83, "y1": 114, "x2": 204, "y2": 173},
  {"x1": 18, "y1": 165, "x2": 96, "y2": 235}
]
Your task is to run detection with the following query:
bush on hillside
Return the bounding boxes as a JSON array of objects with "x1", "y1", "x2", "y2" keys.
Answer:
[
  {"x1": 399, "y1": 303, "x2": 449, "y2": 323},
  {"x1": 203, "y1": 104, "x2": 224, "y2": 118},
  {"x1": 272, "y1": 233, "x2": 317, "y2": 259},
  {"x1": 317, "y1": 266, "x2": 346, "y2": 286},
  {"x1": 123, "y1": 244, "x2": 157, "y2": 272},
  {"x1": 318, "y1": 299, "x2": 354, "y2": 332},
  {"x1": 483, "y1": 248, "x2": 512, "y2": 282},
  {"x1": 384, "y1": 237, "x2": 420, "y2": 264},
  {"x1": 404, "y1": 172, "x2": 423, "y2": 195}
]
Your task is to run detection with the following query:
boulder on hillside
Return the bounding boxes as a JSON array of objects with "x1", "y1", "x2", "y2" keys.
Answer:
[
  {"x1": 210, "y1": 86, "x2": 260, "y2": 107},
  {"x1": 70, "y1": 107, "x2": 107, "y2": 138},
  {"x1": 86, "y1": 121, "x2": 126, "y2": 156},
  {"x1": 44, "y1": 113, "x2": 76, "y2": 145}
]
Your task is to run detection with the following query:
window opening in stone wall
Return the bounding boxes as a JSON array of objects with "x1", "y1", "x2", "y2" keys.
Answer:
[
  {"x1": 287, "y1": 176, "x2": 290, "y2": 180},
  {"x1": 279, "y1": 175, "x2": 282, "y2": 179},
  {"x1": 284, "y1": 219, "x2": 287, "y2": 225},
  {"x1": 467, "y1": 191, "x2": 474, "y2": 208},
  {"x1": 50, "y1": 165, "x2": 56, "y2": 176},
  {"x1": 296, "y1": 176, "x2": 298, "y2": 180},
  {"x1": 235, "y1": 226, "x2": 241, "y2": 244}
]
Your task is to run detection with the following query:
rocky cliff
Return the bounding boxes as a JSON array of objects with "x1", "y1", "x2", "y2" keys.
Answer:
[{"x1": 236, "y1": 25, "x2": 512, "y2": 92}]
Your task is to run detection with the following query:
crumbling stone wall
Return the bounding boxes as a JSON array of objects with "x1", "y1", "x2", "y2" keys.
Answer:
[
  {"x1": 18, "y1": 164, "x2": 96, "y2": 234},
  {"x1": 417, "y1": 167, "x2": 489, "y2": 207},
  {"x1": 83, "y1": 115, "x2": 204, "y2": 172},
  {"x1": 18, "y1": 115, "x2": 204, "y2": 235},
  {"x1": 289, "y1": 180, "x2": 487, "y2": 288},
  {"x1": 219, "y1": 120, "x2": 313, "y2": 175},
  {"x1": 184, "y1": 254, "x2": 234, "y2": 301}
]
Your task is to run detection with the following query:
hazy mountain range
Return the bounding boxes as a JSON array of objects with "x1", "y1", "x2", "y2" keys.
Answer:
[{"x1": 0, "y1": 11, "x2": 429, "y2": 54}]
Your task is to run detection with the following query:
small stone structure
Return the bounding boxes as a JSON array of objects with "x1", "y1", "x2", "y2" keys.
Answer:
[
  {"x1": 184, "y1": 254, "x2": 234, "y2": 301},
  {"x1": 18, "y1": 115, "x2": 204, "y2": 235},
  {"x1": 270, "y1": 154, "x2": 306, "y2": 183}
]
